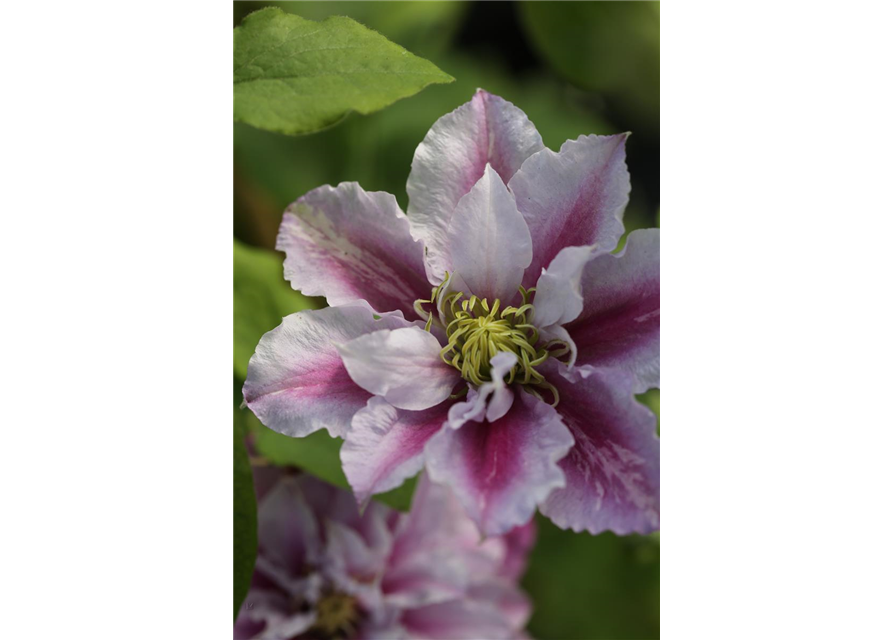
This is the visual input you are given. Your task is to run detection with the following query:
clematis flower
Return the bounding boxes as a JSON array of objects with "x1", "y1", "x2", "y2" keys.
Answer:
[
  {"x1": 244, "y1": 89, "x2": 659, "y2": 537},
  {"x1": 234, "y1": 470, "x2": 534, "y2": 640}
]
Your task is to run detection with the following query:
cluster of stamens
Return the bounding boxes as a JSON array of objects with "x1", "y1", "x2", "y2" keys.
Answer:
[
  {"x1": 301, "y1": 590, "x2": 360, "y2": 639},
  {"x1": 414, "y1": 274, "x2": 570, "y2": 406}
]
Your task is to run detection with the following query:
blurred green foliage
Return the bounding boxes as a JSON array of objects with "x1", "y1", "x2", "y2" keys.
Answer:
[
  {"x1": 525, "y1": 517, "x2": 660, "y2": 639},
  {"x1": 519, "y1": 2, "x2": 660, "y2": 133},
  {"x1": 234, "y1": 2, "x2": 659, "y2": 637}
]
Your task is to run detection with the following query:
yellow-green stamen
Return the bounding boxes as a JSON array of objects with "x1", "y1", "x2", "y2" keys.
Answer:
[
  {"x1": 312, "y1": 591, "x2": 360, "y2": 639},
  {"x1": 414, "y1": 274, "x2": 570, "y2": 406}
]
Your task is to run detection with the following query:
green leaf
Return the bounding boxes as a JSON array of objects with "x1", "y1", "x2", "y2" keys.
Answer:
[
  {"x1": 247, "y1": 409, "x2": 416, "y2": 512},
  {"x1": 233, "y1": 8, "x2": 454, "y2": 135},
  {"x1": 233, "y1": 239, "x2": 321, "y2": 379},
  {"x1": 235, "y1": 2, "x2": 469, "y2": 59},
  {"x1": 233, "y1": 403, "x2": 257, "y2": 620}
]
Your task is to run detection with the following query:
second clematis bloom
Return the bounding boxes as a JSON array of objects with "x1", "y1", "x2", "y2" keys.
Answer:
[
  {"x1": 235, "y1": 470, "x2": 534, "y2": 640},
  {"x1": 244, "y1": 90, "x2": 659, "y2": 537}
]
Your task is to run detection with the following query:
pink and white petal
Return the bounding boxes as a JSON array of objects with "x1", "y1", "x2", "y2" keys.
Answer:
[
  {"x1": 233, "y1": 612, "x2": 267, "y2": 640},
  {"x1": 392, "y1": 474, "x2": 480, "y2": 560},
  {"x1": 467, "y1": 580, "x2": 532, "y2": 632},
  {"x1": 386, "y1": 477, "x2": 527, "y2": 611},
  {"x1": 296, "y1": 473, "x2": 363, "y2": 531},
  {"x1": 323, "y1": 519, "x2": 387, "y2": 583},
  {"x1": 277, "y1": 182, "x2": 431, "y2": 317},
  {"x1": 296, "y1": 474, "x2": 395, "y2": 563},
  {"x1": 435, "y1": 270, "x2": 471, "y2": 322},
  {"x1": 564, "y1": 228, "x2": 660, "y2": 391},
  {"x1": 382, "y1": 549, "x2": 470, "y2": 609},
  {"x1": 397, "y1": 476, "x2": 504, "y2": 583},
  {"x1": 424, "y1": 392, "x2": 574, "y2": 537},
  {"x1": 509, "y1": 134, "x2": 631, "y2": 288},
  {"x1": 447, "y1": 386, "x2": 484, "y2": 429},
  {"x1": 244, "y1": 305, "x2": 413, "y2": 438},
  {"x1": 336, "y1": 327, "x2": 461, "y2": 411},
  {"x1": 235, "y1": 594, "x2": 317, "y2": 640},
  {"x1": 537, "y1": 324, "x2": 578, "y2": 370},
  {"x1": 356, "y1": 618, "x2": 410, "y2": 640},
  {"x1": 482, "y1": 352, "x2": 518, "y2": 422},
  {"x1": 342, "y1": 397, "x2": 449, "y2": 506},
  {"x1": 496, "y1": 520, "x2": 537, "y2": 582},
  {"x1": 400, "y1": 599, "x2": 515, "y2": 640},
  {"x1": 407, "y1": 90, "x2": 544, "y2": 281},
  {"x1": 235, "y1": 585, "x2": 291, "y2": 638},
  {"x1": 445, "y1": 352, "x2": 517, "y2": 428},
  {"x1": 257, "y1": 612, "x2": 317, "y2": 640},
  {"x1": 448, "y1": 165, "x2": 532, "y2": 303},
  {"x1": 532, "y1": 245, "x2": 598, "y2": 328},
  {"x1": 540, "y1": 363, "x2": 660, "y2": 535},
  {"x1": 256, "y1": 478, "x2": 323, "y2": 575}
]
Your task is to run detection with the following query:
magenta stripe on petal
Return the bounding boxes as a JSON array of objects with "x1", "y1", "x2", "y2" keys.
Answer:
[
  {"x1": 540, "y1": 362, "x2": 660, "y2": 535},
  {"x1": 424, "y1": 392, "x2": 573, "y2": 537},
  {"x1": 243, "y1": 304, "x2": 413, "y2": 438},
  {"x1": 407, "y1": 90, "x2": 544, "y2": 281},
  {"x1": 277, "y1": 182, "x2": 431, "y2": 317},
  {"x1": 509, "y1": 134, "x2": 631, "y2": 289},
  {"x1": 342, "y1": 398, "x2": 449, "y2": 505}
]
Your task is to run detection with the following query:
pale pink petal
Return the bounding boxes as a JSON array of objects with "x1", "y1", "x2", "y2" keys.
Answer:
[
  {"x1": 400, "y1": 599, "x2": 515, "y2": 640},
  {"x1": 448, "y1": 165, "x2": 532, "y2": 303},
  {"x1": 296, "y1": 473, "x2": 364, "y2": 530},
  {"x1": 256, "y1": 478, "x2": 323, "y2": 574},
  {"x1": 278, "y1": 182, "x2": 431, "y2": 317},
  {"x1": 341, "y1": 397, "x2": 449, "y2": 505},
  {"x1": 532, "y1": 245, "x2": 598, "y2": 328},
  {"x1": 467, "y1": 581, "x2": 532, "y2": 632},
  {"x1": 540, "y1": 362, "x2": 660, "y2": 535},
  {"x1": 384, "y1": 477, "x2": 480, "y2": 608},
  {"x1": 445, "y1": 352, "x2": 517, "y2": 427},
  {"x1": 243, "y1": 304, "x2": 413, "y2": 438},
  {"x1": 435, "y1": 270, "x2": 471, "y2": 321},
  {"x1": 509, "y1": 134, "x2": 631, "y2": 288},
  {"x1": 323, "y1": 519, "x2": 386, "y2": 582},
  {"x1": 407, "y1": 90, "x2": 544, "y2": 281},
  {"x1": 496, "y1": 520, "x2": 537, "y2": 582},
  {"x1": 382, "y1": 553, "x2": 469, "y2": 609},
  {"x1": 296, "y1": 475, "x2": 395, "y2": 559},
  {"x1": 235, "y1": 596, "x2": 316, "y2": 640},
  {"x1": 537, "y1": 324, "x2": 578, "y2": 370},
  {"x1": 391, "y1": 474, "x2": 481, "y2": 562},
  {"x1": 482, "y1": 353, "x2": 518, "y2": 422},
  {"x1": 356, "y1": 618, "x2": 409, "y2": 640},
  {"x1": 447, "y1": 386, "x2": 484, "y2": 429},
  {"x1": 424, "y1": 392, "x2": 574, "y2": 537},
  {"x1": 336, "y1": 327, "x2": 461, "y2": 410},
  {"x1": 564, "y1": 228, "x2": 660, "y2": 391}
]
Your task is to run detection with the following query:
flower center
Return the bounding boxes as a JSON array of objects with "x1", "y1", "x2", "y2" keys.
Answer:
[
  {"x1": 312, "y1": 591, "x2": 360, "y2": 639},
  {"x1": 415, "y1": 275, "x2": 570, "y2": 405}
]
